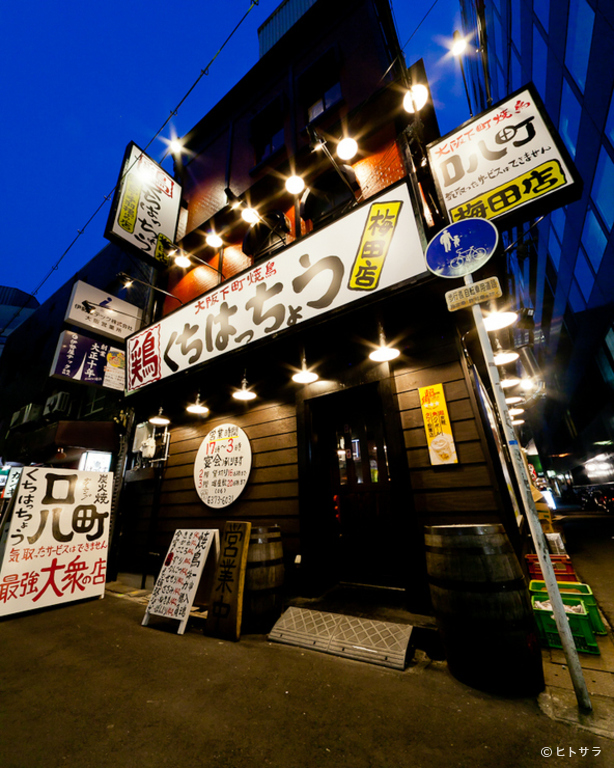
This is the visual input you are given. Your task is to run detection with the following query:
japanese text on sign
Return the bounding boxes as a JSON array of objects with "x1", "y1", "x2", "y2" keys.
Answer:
[
  {"x1": 445, "y1": 277, "x2": 502, "y2": 311},
  {"x1": 194, "y1": 425, "x2": 252, "y2": 509},
  {"x1": 126, "y1": 184, "x2": 427, "y2": 392},
  {"x1": 428, "y1": 87, "x2": 577, "y2": 223},
  {"x1": 419, "y1": 383, "x2": 458, "y2": 466},
  {"x1": 0, "y1": 468, "x2": 113, "y2": 617}
]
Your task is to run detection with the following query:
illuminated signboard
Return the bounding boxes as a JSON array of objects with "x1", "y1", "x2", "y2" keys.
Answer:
[
  {"x1": 427, "y1": 84, "x2": 582, "y2": 227},
  {"x1": 105, "y1": 142, "x2": 182, "y2": 267},
  {"x1": 125, "y1": 183, "x2": 428, "y2": 393}
]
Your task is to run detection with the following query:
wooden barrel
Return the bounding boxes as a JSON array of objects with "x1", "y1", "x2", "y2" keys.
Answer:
[
  {"x1": 243, "y1": 526, "x2": 285, "y2": 631},
  {"x1": 424, "y1": 524, "x2": 544, "y2": 695}
]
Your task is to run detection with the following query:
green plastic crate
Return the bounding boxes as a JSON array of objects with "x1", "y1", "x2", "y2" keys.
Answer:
[
  {"x1": 532, "y1": 595, "x2": 600, "y2": 655},
  {"x1": 529, "y1": 580, "x2": 607, "y2": 635}
]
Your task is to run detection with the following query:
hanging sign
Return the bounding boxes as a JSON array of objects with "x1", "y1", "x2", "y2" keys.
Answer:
[
  {"x1": 105, "y1": 142, "x2": 182, "y2": 268},
  {"x1": 445, "y1": 276, "x2": 502, "y2": 311},
  {"x1": 419, "y1": 383, "x2": 458, "y2": 466},
  {"x1": 125, "y1": 183, "x2": 428, "y2": 393},
  {"x1": 50, "y1": 331, "x2": 126, "y2": 390},
  {"x1": 425, "y1": 218, "x2": 499, "y2": 278},
  {"x1": 194, "y1": 424, "x2": 252, "y2": 508},
  {"x1": 0, "y1": 468, "x2": 113, "y2": 617},
  {"x1": 142, "y1": 529, "x2": 219, "y2": 635},
  {"x1": 65, "y1": 281, "x2": 141, "y2": 341},
  {"x1": 427, "y1": 84, "x2": 582, "y2": 227}
]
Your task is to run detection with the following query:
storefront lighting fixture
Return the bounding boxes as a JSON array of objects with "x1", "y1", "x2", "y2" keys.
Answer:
[
  {"x1": 174, "y1": 252, "x2": 192, "y2": 268},
  {"x1": 117, "y1": 272, "x2": 183, "y2": 305},
  {"x1": 306, "y1": 123, "x2": 360, "y2": 200},
  {"x1": 285, "y1": 175, "x2": 306, "y2": 195},
  {"x1": 511, "y1": 419, "x2": 525, "y2": 426},
  {"x1": 509, "y1": 407, "x2": 525, "y2": 416},
  {"x1": 451, "y1": 30, "x2": 473, "y2": 118},
  {"x1": 369, "y1": 324, "x2": 401, "y2": 362},
  {"x1": 232, "y1": 373, "x2": 257, "y2": 401},
  {"x1": 336, "y1": 137, "x2": 358, "y2": 161},
  {"x1": 482, "y1": 310, "x2": 518, "y2": 331},
  {"x1": 241, "y1": 207, "x2": 260, "y2": 224},
  {"x1": 149, "y1": 407, "x2": 170, "y2": 426},
  {"x1": 292, "y1": 352, "x2": 319, "y2": 384},
  {"x1": 224, "y1": 187, "x2": 242, "y2": 209},
  {"x1": 169, "y1": 139, "x2": 183, "y2": 155},
  {"x1": 186, "y1": 393, "x2": 209, "y2": 415},
  {"x1": 505, "y1": 396, "x2": 524, "y2": 405},
  {"x1": 500, "y1": 376, "x2": 521, "y2": 389},
  {"x1": 520, "y1": 377, "x2": 536, "y2": 391},
  {"x1": 402, "y1": 84, "x2": 429, "y2": 113},
  {"x1": 492, "y1": 339, "x2": 519, "y2": 366},
  {"x1": 206, "y1": 232, "x2": 224, "y2": 249}
]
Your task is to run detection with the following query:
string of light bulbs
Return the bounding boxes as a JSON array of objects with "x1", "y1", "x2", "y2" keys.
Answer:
[{"x1": 0, "y1": 1, "x2": 261, "y2": 339}]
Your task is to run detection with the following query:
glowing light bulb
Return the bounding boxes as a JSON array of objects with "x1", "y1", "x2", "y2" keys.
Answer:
[{"x1": 337, "y1": 137, "x2": 358, "y2": 161}]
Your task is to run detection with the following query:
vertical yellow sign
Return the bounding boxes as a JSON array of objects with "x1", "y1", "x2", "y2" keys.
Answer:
[
  {"x1": 348, "y1": 201, "x2": 403, "y2": 291},
  {"x1": 419, "y1": 383, "x2": 458, "y2": 465}
]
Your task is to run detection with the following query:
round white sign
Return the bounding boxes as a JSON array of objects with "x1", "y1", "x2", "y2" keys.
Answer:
[{"x1": 193, "y1": 423, "x2": 252, "y2": 508}]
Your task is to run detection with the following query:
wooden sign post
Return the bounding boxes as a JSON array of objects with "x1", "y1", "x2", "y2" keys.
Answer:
[
  {"x1": 142, "y1": 529, "x2": 219, "y2": 635},
  {"x1": 206, "y1": 521, "x2": 251, "y2": 641}
]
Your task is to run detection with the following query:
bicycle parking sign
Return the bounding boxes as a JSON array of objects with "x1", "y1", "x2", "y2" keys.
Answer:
[{"x1": 424, "y1": 218, "x2": 499, "y2": 278}]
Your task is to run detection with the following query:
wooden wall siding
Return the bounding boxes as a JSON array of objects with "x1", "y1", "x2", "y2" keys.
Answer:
[
  {"x1": 394, "y1": 346, "x2": 501, "y2": 528},
  {"x1": 121, "y1": 400, "x2": 301, "y2": 571}
]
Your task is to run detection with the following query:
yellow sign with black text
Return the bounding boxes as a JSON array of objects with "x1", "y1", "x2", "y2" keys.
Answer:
[
  {"x1": 348, "y1": 201, "x2": 403, "y2": 291},
  {"x1": 419, "y1": 383, "x2": 458, "y2": 465}
]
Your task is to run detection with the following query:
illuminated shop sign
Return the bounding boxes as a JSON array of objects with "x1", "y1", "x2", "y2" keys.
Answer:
[
  {"x1": 427, "y1": 84, "x2": 582, "y2": 226},
  {"x1": 105, "y1": 142, "x2": 182, "y2": 267},
  {"x1": 51, "y1": 330, "x2": 125, "y2": 391},
  {"x1": 65, "y1": 281, "x2": 141, "y2": 341},
  {"x1": 125, "y1": 183, "x2": 427, "y2": 393}
]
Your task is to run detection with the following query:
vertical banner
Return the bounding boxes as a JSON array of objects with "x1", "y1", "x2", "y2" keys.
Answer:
[
  {"x1": 419, "y1": 383, "x2": 458, "y2": 466},
  {"x1": 0, "y1": 468, "x2": 113, "y2": 617},
  {"x1": 207, "y1": 521, "x2": 251, "y2": 641},
  {"x1": 142, "y1": 529, "x2": 219, "y2": 635}
]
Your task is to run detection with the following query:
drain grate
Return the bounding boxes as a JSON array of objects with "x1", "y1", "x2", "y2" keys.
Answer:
[{"x1": 269, "y1": 607, "x2": 413, "y2": 669}]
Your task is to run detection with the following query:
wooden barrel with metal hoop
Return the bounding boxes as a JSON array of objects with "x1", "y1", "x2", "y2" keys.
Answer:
[
  {"x1": 424, "y1": 523, "x2": 544, "y2": 696},
  {"x1": 243, "y1": 525, "x2": 285, "y2": 631}
]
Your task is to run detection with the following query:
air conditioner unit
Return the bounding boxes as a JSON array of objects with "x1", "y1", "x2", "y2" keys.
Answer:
[
  {"x1": 44, "y1": 392, "x2": 71, "y2": 418},
  {"x1": 21, "y1": 403, "x2": 43, "y2": 425}
]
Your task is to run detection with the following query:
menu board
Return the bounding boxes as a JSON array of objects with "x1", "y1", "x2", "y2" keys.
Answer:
[
  {"x1": 142, "y1": 529, "x2": 219, "y2": 635},
  {"x1": 0, "y1": 468, "x2": 113, "y2": 616},
  {"x1": 194, "y1": 424, "x2": 252, "y2": 508}
]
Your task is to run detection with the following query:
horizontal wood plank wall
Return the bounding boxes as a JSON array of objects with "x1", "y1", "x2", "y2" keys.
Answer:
[
  {"x1": 124, "y1": 399, "x2": 300, "y2": 571},
  {"x1": 394, "y1": 342, "x2": 501, "y2": 529}
]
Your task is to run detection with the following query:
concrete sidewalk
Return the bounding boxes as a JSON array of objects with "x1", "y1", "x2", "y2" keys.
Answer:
[{"x1": 2, "y1": 581, "x2": 611, "y2": 768}]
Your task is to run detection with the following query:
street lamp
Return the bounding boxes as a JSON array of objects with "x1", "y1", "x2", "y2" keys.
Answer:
[{"x1": 452, "y1": 30, "x2": 473, "y2": 118}]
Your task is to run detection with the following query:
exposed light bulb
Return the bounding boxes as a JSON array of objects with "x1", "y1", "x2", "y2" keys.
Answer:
[
  {"x1": 369, "y1": 346, "x2": 401, "y2": 362},
  {"x1": 403, "y1": 84, "x2": 429, "y2": 113},
  {"x1": 500, "y1": 377, "x2": 521, "y2": 389},
  {"x1": 493, "y1": 350, "x2": 520, "y2": 365},
  {"x1": 337, "y1": 137, "x2": 358, "y2": 161},
  {"x1": 285, "y1": 175, "x2": 305, "y2": 195},
  {"x1": 482, "y1": 311, "x2": 518, "y2": 331},
  {"x1": 241, "y1": 207, "x2": 260, "y2": 224},
  {"x1": 174, "y1": 253, "x2": 191, "y2": 268},
  {"x1": 206, "y1": 233, "x2": 223, "y2": 248}
]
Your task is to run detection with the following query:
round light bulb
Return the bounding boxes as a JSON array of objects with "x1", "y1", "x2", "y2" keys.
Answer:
[
  {"x1": 233, "y1": 388, "x2": 257, "y2": 401},
  {"x1": 186, "y1": 403, "x2": 209, "y2": 414},
  {"x1": 285, "y1": 175, "x2": 305, "y2": 195},
  {"x1": 292, "y1": 369, "x2": 319, "y2": 384},
  {"x1": 508, "y1": 408, "x2": 525, "y2": 416},
  {"x1": 505, "y1": 396, "x2": 523, "y2": 405},
  {"x1": 337, "y1": 137, "x2": 358, "y2": 161},
  {"x1": 520, "y1": 378, "x2": 536, "y2": 391},
  {"x1": 500, "y1": 377, "x2": 521, "y2": 389},
  {"x1": 241, "y1": 207, "x2": 260, "y2": 224},
  {"x1": 206, "y1": 233, "x2": 223, "y2": 248},
  {"x1": 482, "y1": 311, "x2": 518, "y2": 331},
  {"x1": 403, "y1": 84, "x2": 429, "y2": 113},
  {"x1": 451, "y1": 35, "x2": 468, "y2": 56},
  {"x1": 174, "y1": 254, "x2": 191, "y2": 268},
  {"x1": 493, "y1": 350, "x2": 520, "y2": 365},
  {"x1": 169, "y1": 140, "x2": 183, "y2": 155},
  {"x1": 511, "y1": 419, "x2": 525, "y2": 426}
]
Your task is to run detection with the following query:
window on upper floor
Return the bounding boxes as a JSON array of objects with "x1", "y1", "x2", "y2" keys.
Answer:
[
  {"x1": 548, "y1": 225, "x2": 562, "y2": 270},
  {"x1": 299, "y1": 48, "x2": 342, "y2": 124},
  {"x1": 559, "y1": 79, "x2": 582, "y2": 159},
  {"x1": 533, "y1": 0, "x2": 549, "y2": 33},
  {"x1": 511, "y1": 0, "x2": 523, "y2": 46},
  {"x1": 532, "y1": 26, "x2": 548, "y2": 99},
  {"x1": 581, "y1": 207, "x2": 608, "y2": 273},
  {"x1": 605, "y1": 90, "x2": 614, "y2": 147},
  {"x1": 568, "y1": 279, "x2": 586, "y2": 313},
  {"x1": 251, "y1": 96, "x2": 285, "y2": 165},
  {"x1": 591, "y1": 146, "x2": 614, "y2": 231},
  {"x1": 551, "y1": 207, "x2": 566, "y2": 240},
  {"x1": 574, "y1": 248, "x2": 594, "y2": 302},
  {"x1": 565, "y1": 0, "x2": 594, "y2": 93}
]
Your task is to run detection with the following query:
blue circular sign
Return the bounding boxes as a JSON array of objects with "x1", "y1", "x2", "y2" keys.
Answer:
[{"x1": 425, "y1": 218, "x2": 499, "y2": 279}]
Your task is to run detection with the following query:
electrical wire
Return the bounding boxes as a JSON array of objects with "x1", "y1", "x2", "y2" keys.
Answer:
[{"x1": 0, "y1": 1, "x2": 260, "y2": 339}]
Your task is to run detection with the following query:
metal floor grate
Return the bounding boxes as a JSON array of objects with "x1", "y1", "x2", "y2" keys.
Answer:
[{"x1": 268, "y1": 607, "x2": 413, "y2": 669}]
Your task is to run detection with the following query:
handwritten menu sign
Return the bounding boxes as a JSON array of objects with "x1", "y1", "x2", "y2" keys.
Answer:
[
  {"x1": 0, "y1": 468, "x2": 113, "y2": 617},
  {"x1": 142, "y1": 529, "x2": 219, "y2": 635},
  {"x1": 194, "y1": 424, "x2": 252, "y2": 508},
  {"x1": 207, "y1": 521, "x2": 251, "y2": 641},
  {"x1": 418, "y1": 383, "x2": 458, "y2": 466}
]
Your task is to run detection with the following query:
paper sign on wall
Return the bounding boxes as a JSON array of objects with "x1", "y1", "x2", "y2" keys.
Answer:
[
  {"x1": 419, "y1": 383, "x2": 458, "y2": 466},
  {"x1": 194, "y1": 424, "x2": 252, "y2": 508}
]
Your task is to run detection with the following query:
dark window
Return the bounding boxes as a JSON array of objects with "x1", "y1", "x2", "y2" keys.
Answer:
[
  {"x1": 299, "y1": 49, "x2": 342, "y2": 123},
  {"x1": 251, "y1": 97, "x2": 285, "y2": 164}
]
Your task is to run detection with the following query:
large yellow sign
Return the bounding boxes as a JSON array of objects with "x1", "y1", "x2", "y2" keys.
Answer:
[
  {"x1": 348, "y1": 201, "x2": 403, "y2": 291},
  {"x1": 419, "y1": 383, "x2": 458, "y2": 465}
]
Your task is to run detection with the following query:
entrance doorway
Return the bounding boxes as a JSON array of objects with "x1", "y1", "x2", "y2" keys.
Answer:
[{"x1": 306, "y1": 383, "x2": 406, "y2": 588}]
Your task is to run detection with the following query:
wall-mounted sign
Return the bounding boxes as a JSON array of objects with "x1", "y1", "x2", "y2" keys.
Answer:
[
  {"x1": 194, "y1": 424, "x2": 252, "y2": 508},
  {"x1": 425, "y1": 218, "x2": 499, "y2": 278},
  {"x1": 445, "y1": 277, "x2": 502, "y2": 312},
  {"x1": 65, "y1": 281, "x2": 142, "y2": 341},
  {"x1": 427, "y1": 84, "x2": 582, "y2": 227},
  {"x1": 50, "y1": 331, "x2": 125, "y2": 391},
  {"x1": 142, "y1": 529, "x2": 219, "y2": 635},
  {"x1": 1, "y1": 467, "x2": 22, "y2": 499},
  {"x1": 105, "y1": 142, "x2": 182, "y2": 268},
  {"x1": 126, "y1": 183, "x2": 427, "y2": 392},
  {"x1": 0, "y1": 468, "x2": 113, "y2": 617},
  {"x1": 419, "y1": 383, "x2": 458, "y2": 466}
]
